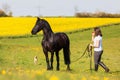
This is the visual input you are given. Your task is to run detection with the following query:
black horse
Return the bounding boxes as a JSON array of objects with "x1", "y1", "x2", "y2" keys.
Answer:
[{"x1": 31, "y1": 17, "x2": 71, "y2": 70}]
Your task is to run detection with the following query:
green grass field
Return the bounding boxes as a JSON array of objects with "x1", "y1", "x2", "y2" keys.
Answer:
[{"x1": 0, "y1": 24, "x2": 120, "y2": 80}]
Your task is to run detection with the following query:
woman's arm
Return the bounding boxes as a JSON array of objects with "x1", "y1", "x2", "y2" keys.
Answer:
[{"x1": 92, "y1": 32, "x2": 95, "y2": 42}]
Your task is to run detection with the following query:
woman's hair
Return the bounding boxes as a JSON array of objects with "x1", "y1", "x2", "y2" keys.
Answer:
[{"x1": 94, "y1": 27, "x2": 102, "y2": 36}]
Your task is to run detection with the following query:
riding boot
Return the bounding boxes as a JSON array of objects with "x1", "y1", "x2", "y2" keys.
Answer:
[
  {"x1": 95, "y1": 64, "x2": 98, "y2": 71},
  {"x1": 99, "y1": 62, "x2": 109, "y2": 72}
]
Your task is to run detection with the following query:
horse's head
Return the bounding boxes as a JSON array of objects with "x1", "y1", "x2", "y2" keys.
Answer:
[{"x1": 31, "y1": 17, "x2": 44, "y2": 35}]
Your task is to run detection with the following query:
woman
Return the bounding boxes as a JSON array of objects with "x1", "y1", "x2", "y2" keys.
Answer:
[{"x1": 90, "y1": 27, "x2": 109, "y2": 72}]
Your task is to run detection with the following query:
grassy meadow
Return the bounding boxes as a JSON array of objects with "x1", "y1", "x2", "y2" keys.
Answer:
[{"x1": 0, "y1": 17, "x2": 120, "y2": 80}]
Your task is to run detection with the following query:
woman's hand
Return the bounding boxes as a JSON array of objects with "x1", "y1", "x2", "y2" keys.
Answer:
[{"x1": 90, "y1": 44, "x2": 93, "y2": 47}]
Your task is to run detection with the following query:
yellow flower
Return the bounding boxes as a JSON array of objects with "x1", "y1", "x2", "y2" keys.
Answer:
[
  {"x1": 103, "y1": 77, "x2": 109, "y2": 80},
  {"x1": 49, "y1": 75, "x2": 59, "y2": 80},
  {"x1": 35, "y1": 70, "x2": 43, "y2": 75},
  {"x1": 81, "y1": 77, "x2": 87, "y2": 80},
  {"x1": 91, "y1": 76, "x2": 99, "y2": 80},
  {"x1": 1, "y1": 70, "x2": 6, "y2": 75}
]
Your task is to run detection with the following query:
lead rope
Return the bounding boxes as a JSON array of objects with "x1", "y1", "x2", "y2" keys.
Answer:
[
  {"x1": 72, "y1": 44, "x2": 90, "y2": 63},
  {"x1": 88, "y1": 44, "x2": 92, "y2": 72},
  {"x1": 72, "y1": 44, "x2": 93, "y2": 71}
]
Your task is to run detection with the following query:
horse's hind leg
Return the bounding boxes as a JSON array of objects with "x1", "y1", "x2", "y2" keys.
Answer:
[{"x1": 56, "y1": 51, "x2": 60, "y2": 70}]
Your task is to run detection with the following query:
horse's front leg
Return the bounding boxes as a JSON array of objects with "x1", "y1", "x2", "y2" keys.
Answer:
[
  {"x1": 56, "y1": 51, "x2": 60, "y2": 71},
  {"x1": 43, "y1": 50, "x2": 51, "y2": 70},
  {"x1": 50, "y1": 52, "x2": 54, "y2": 70}
]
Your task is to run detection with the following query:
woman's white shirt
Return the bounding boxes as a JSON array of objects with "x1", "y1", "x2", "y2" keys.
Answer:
[{"x1": 93, "y1": 35, "x2": 103, "y2": 51}]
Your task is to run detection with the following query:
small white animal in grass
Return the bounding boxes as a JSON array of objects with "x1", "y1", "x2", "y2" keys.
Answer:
[{"x1": 34, "y1": 56, "x2": 38, "y2": 64}]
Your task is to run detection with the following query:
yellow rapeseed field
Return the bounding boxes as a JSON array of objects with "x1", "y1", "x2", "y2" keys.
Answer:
[{"x1": 0, "y1": 17, "x2": 120, "y2": 36}]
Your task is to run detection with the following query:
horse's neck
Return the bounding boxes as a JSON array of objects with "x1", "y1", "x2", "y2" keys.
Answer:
[{"x1": 43, "y1": 25, "x2": 54, "y2": 40}]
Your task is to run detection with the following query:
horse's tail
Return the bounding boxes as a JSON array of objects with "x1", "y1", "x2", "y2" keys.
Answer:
[{"x1": 63, "y1": 42, "x2": 71, "y2": 65}]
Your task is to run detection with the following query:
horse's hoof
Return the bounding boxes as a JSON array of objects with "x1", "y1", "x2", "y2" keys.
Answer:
[
  {"x1": 47, "y1": 69, "x2": 50, "y2": 70},
  {"x1": 66, "y1": 68, "x2": 71, "y2": 71},
  {"x1": 47, "y1": 67, "x2": 51, "y2": 70},
  {"x1": 47, "y1": 67, "x2": 53, "y2": 70},
  {"x1": 56, "y1": 68, "x2": 60, "y2": 71},
  {"x1": 56, "y1": 67, "x2": 60, "y2": 71},
  {"x1": 50, "y1": 67, "x2": 53, "y2": 70}
]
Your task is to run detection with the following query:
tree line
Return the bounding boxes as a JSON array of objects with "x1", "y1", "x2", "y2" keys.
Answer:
[
  {"x1": 1, "y1": 9, "x2": 120, "y2": 18},
  {"x1": 75, "y1": 11, "x2": 120, "y2": 18}
]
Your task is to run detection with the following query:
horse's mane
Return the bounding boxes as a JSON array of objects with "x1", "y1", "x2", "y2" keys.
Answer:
[{"x1": 41, "y1": 19, "x2": 53, "y2": 33}]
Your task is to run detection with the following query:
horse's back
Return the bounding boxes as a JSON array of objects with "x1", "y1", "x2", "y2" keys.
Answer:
[
  {"x1": 54, "y1": 32, "x2": 70, "y2": 46},
  {"x1": 55, "y1": 32, "x2": 69, "y2": 40}
]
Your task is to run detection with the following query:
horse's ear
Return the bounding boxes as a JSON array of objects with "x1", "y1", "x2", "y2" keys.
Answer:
[{"x1": 37, "y1": 17, "x2": 40, "y2": 21}]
